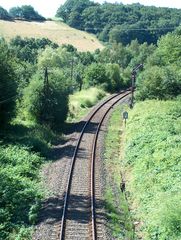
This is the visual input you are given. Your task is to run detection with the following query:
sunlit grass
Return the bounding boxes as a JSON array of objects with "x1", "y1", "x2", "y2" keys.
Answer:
[{"x1": 68, "y1": 87, "x2": 107, "y2": 121}]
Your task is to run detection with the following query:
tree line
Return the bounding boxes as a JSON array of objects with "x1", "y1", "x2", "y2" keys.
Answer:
[
  {"x1": 1, "y1": 26, "x2": 181, "y2": 131},
  {"x1": 56, "y1": 0, "x2": 181, "y2": 45},
  {"x1": 0, "y1": 5, "x2": 45, "y2": 21},
  {"x1": 0, "y1": 35, "x2": 156, "y2": 131}
]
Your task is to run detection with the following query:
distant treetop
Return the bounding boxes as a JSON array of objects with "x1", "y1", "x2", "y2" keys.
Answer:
[
  {"x1": 0, "y1": 6, "x2": 12, "y2": 20},
  {"x1": 8, "y1": 5, "x2": 46, "y2": 21}
]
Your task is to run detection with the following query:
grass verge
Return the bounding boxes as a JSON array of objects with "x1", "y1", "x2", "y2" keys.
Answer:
[{"x1": 104, "y1": 106, "x2": 134, "y2": 239}]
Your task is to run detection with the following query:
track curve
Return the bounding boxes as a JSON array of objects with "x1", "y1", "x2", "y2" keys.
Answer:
[{"x1": 59, "y1": 90, "x2": 131, "y2": 240}]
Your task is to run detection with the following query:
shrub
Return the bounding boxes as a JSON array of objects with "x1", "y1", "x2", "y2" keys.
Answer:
[
  {"x1": 84, "y1": 63, "x2": 107, "y2": 87},
  {"x1": 0, "y1": 144, "x2": 43, "y2": 239},
  {"x1": 136, "y1": 65, "x2": 181, "y2": 100},
  {"x1": 22, "y1": 71, "x2": 69, "y2": 128}
]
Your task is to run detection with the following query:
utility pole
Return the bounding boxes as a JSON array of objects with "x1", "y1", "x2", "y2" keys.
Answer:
[{"x1": 130, "y1": 63, "x2": 143, "y2": 108}]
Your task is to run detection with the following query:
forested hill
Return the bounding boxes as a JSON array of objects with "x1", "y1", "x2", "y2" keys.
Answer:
[{"x1": 56, "y1": 0, "x2": 181, "y2": 45}]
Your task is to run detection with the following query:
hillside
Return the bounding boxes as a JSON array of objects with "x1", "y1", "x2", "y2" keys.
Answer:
[
  {"x1": 56, "y1": 0, "x2": 181, "y2": 45},
  {"x1": 0, "y1": 20, "x2": 104, "y2": 52}
]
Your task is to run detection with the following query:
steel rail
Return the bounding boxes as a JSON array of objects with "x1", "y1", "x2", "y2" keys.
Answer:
[
  {"x1": 90, "y1": 91, "x2": 131, "y2": 240},
  {"x1": 60, "y1": 90, "x2": 131, "y2": 240}
]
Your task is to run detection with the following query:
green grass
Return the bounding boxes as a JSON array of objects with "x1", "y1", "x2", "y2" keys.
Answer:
[
  {"x1": 68, "y1": 87, "x2": 107, "y2": 122},
  {"x1": 124, "y1": 97, "x2": 181, "y2": 239},
  {"x1": 104, "y1": 106, "x2": 134, "y2": 239}
]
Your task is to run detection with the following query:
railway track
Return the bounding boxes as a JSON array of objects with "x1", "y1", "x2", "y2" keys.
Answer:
[{"x1": 52, "y1": 90, "x2": 131, "y2": 240}]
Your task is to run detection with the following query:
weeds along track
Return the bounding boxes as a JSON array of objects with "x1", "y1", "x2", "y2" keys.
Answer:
[{"x1": 57, "y1": 91, "x2": 130, "y2": 240}]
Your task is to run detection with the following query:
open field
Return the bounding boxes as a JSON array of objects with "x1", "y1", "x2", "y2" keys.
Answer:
[{"x1": 0, "y1": 20, "x2": 104, "y2": 52}]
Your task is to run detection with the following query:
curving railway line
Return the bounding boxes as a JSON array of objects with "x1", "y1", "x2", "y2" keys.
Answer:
[
  {"x1": 33, "y1": 90, "x2": 131, "y2": 240},
  {"x1": 57, "y1": 90, "x2": 131, "y2": 240}
]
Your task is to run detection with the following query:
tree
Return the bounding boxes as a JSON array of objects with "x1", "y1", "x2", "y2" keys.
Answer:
[
  {"x1": 0, "y1": 40, "x2": 17, "y2": 127},
  {"x1": 56, "y1": 1, "x2": 181, "y2": 45},
  {"x1": 9, "y1": 5, "x2": 45, "y2": 21},
  {"x1": 9, "y1": 7, "x2": 23, "y2": 19},
  {"x1": 0, "y1": 6, "x2": 12, "y2": 20},
  {"x1": 38, "y1": 47, "x2": 72, "y2": 69},
  {"x1": 10, "y1": 36, "x2": 58, "y2": 63},
  {"x1": 105, "y1": 63, "x2": 122, "y2": 92},
  {"x1": 136, "y1": 65, "x2": 181, "y2": 100},
  {"x1": 22, "y1": 71, "x2": 69, "y2": 128},
  {"x1": 136, "y1": 30, "x2": 181, "y2": 100},
  {"x1": 84, "y1": 63, "x2": 107, "y2": 87}
]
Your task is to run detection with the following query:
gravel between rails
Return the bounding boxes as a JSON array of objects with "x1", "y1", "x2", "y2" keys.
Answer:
[{"x1": 33, "y1": 93, "x2": 130, "y2": 240}]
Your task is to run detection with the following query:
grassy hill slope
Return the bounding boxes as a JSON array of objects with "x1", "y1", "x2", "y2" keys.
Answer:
[{"x1": 0, "y1": 20, "x2": 104, "y2": 52}]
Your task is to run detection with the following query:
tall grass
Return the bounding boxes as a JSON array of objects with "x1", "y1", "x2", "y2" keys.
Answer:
[{"x1": 68, "y1": 87, "x2": 106, "y2": 121}]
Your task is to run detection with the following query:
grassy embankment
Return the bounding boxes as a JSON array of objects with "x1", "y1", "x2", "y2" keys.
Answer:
[
  {"x1": 0, "y1": 20, "x2": 104, "y2": 52},
  {"x1": 68, "y1": 87, "x2": 107, "y2": 121},
  {"x1": 103, "y1": 106, "x2": 134, "y2": 239},
  {"x1": 0, "y1": 87, "x2": 106, "y2": 239},
  {"x1": 124, "y1": 98, "x2": 181, "y2": 239}
]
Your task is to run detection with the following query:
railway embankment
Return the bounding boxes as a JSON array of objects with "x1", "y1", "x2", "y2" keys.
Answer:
[{"x1": 105, "y1": 98, "x2": 181, "y2": 239}]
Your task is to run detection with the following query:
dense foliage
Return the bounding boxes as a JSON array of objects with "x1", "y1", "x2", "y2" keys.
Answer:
[
  {"x1": 0, "y1": 40, "x2": 17, "y2": 127},
  {"x1": 9, "y1": 5, "x2": 45, "y2": 21},
  {"x1": 22, "y1": 72, "x2": 69, "y2": 128},
  {"x1": 0, "y1": 144, "x2": 43, "y2": 239},
  {"x1": 125, "y1": 99, "x2": 181, "y2": 239},
  {"x1": 56, "y1": 0, "x2": 181, "y2": 45},
  {"x1": 10, "y1": 36, "x2": 58, "y2": 64},
  {"x1": 136, "y1": 29, "x2": 181, "y2": 100}
]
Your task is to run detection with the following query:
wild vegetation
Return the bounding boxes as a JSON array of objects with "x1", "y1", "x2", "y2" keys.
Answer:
[
  {"x1": 104, "y1": 107, "x2": 134, "y2": 239},
  {"x1": 125, "y1": 99, "x2": 181, "y2": 239},
  {"x1": 56, "y1": 0, "x2": 181, "y2": 45},
  {"x1": 68, "y1": 87, "x2": 106, "y2": 121},
  {"x1": 136, "y1": 27, "x2": 181, "y2": 100}
]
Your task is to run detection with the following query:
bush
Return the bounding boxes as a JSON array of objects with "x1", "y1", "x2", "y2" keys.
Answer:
[
  {"x1": 84, "y1": 63, "x2": 107, "y2": 87},
  {"x1": 105, "y1": 63, "x2": 122, "y2": 92},
  {"x1": 0, "y1": 143, "x2": 43, "y2": 239},
  {"x1": 22, "y1": 71, "x2": 69, "y2": 128},
  {"x1": 136, "y1": 65, "x2": 181, "y2": 100}
]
